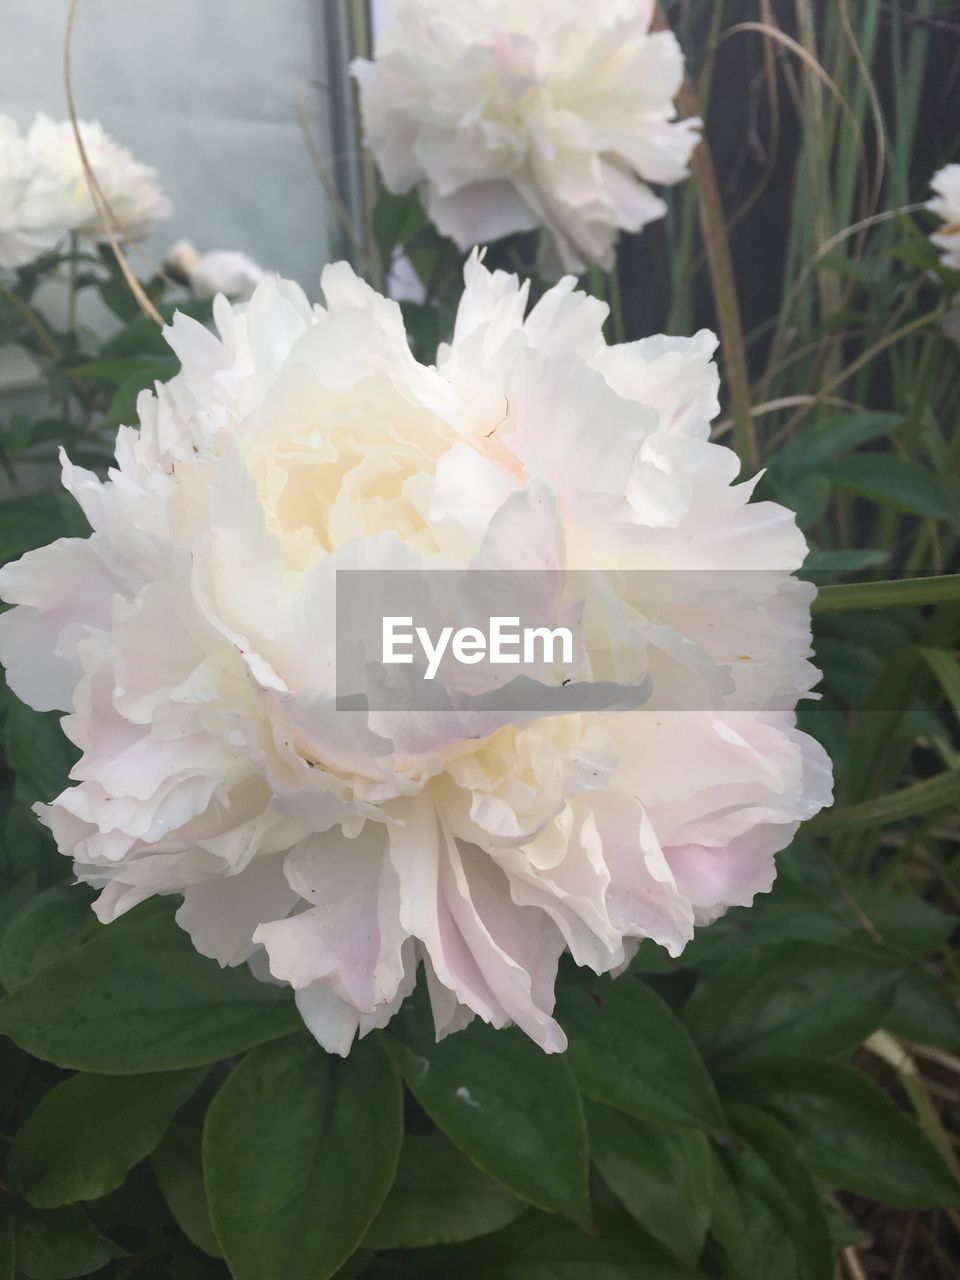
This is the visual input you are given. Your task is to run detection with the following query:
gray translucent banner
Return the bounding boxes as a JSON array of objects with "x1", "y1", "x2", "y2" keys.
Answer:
[{"x1": 335, "y1": 569, "x2": 822, "y2": 715}]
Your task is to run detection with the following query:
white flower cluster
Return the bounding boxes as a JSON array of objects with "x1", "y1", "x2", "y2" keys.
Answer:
[
  {"x1": 353, "y1": 0, "x2": 701, "y2": 276},
  {"x1": 164, "y1": 240, "x2": 267, "y2": 301},
  {"x1": 927, "y1": 164, "x2": 960, "y2": 270},
  {"x1": 0, "y1": 114, "x2": 169, "y2": 270}
]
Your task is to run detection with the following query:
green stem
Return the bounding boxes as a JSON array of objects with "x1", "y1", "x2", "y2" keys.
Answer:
[
  {"x1": 653, "y1": 6, "x2": 756, "y2": 470},
  {"x1": 0, "y1": 282, "x2": 61, "y2": 361},
  {"x1": 607, "y1": 265, "x2": 625, "y2": 344},
  {"x1": 809, "y1": 767, "x2": 960, "y2": 834},
  {"x1": 66, "y1": 231, "x2": 79, "y2": 333},
  {"x1": 812, "y1": 574, "x2": 960, "y2": 614},
  {"x1": 782, "y1": 306, "x2": 941, "y2": 435}
]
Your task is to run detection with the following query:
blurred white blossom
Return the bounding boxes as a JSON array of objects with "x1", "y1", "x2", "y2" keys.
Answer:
[
  {"x1": 353, "y1": 0, "x2": 700, "y2": 276},
  {"x1": 23, "y1": 114, "x2": 170, "y2": 247},
  {"x1": 165, "y1": 239, "x2": 266, "y2": 299},
  {"x1": 0, "y1": 115, "x2": 61, "y2": 268},
  {"x1": 927, "y1": 163, "x2": 960, "y2": 270}
]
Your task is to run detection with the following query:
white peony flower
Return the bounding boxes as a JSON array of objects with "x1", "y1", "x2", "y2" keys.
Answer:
[
  {"x1": 165, "y1": 239, "x2": 267, "y2": 300},
  {"x1": 927, "y1": 164, "x2": 960, "y2": 270},
  {"x1": 353, "y1": 0, "x2": 701, "y2": 276},
  {"x1": 0, "y1": 115, "x2": 61, "y2": 269},
  {"x1": 0, "y1": 252, "x2": 832, "y2": 1055},
  {"x1": 24, "y1": 115, "x2": 170, "y2": 246}
]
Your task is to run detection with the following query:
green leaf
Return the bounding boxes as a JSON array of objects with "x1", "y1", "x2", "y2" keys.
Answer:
[
  {"x1": 0, "y1": 885, "x2": 97, "y2": 993},
  {"x1": 723, "y1": 1058, "x2": 960, "y2": 1208},
  {"x1": 778, "y1": 411, "x2": 903, "y2": 478},
  {"x1": 772, "y1": 474, "x2": 830, "y2": 531},
  {"x1": 823, "y1": 1200, "x2": 869, "y2": 1252},
  {"x1": 151, "y1": 1121, "x2": 223, "y2": 1258},
  {"x1": 802, "y1": 548, "x2": 890, "y2": 573},
  {"x1": 587, "y1": 1102, "x2": 713, "y2": 1264},
  {"x1": 0, "y1": 1036, "x2": 29, "y2": 1099},
  {"x1": 13, "y1": 1204, "x2": 117, "y2": 1280},
  {"x1": 557, "y1": 974, "x2": 725, "y2": 1133},
  {"x1": 684, "y1": 872, "x2": 954, "y2": 968},
  {"x1": 0, "y1": 495, "x2": 73, "y2": 565},
  {"x1": 400, "y1": 300, "x2": 441, "y2": 360},
  {"x1": 97, "y1": 274, "x2": 141, "y2": 322},
  {"x1": 808, "y1": 767, "x2": 960, "y2": 832},
  {"x1": 0, "y1": 1207, "x2": 13, "y2": 1280},
  {"x1": 884, "y1": 966, "x2": 960, "y2": 1049},
  {"x1": 64, "y1": 355, "x2": 176, "y2": 385},
  {"x1": 919, "y1": 645, "x2": 960, "y2": 723},
  {"x1": 3, "y1": 700, "x2": 78, "y2": 808},
  {"x1": 204, "y1": 1034, "x2": 403, "y2": 1280},
  {"x1": 0, "y1": 874, "x2": 38, "y2": 937},
  {"x1": 710, "y1": 1104, "x2": 833, "y2": 1280},
  {"x1": 408, "y1": 1206, "x2": 705, "y2": 1279},
  {"x1": 683, "y1": 942, "x2": 900, "y2": 1066},
  {"x1": 364, "y1": 1131, "x2": 525, "y2": 1250},
  {"x1": 1, "y1": 801, "x2": 62, "y2": 885},
  {"x1": 0, "y1": 904, "x2": 300, "y2": 1072},
  {"x1": 8, "y1": 1068, "x2": 206, "y2": 1208},
  {"x1": 827, "y1": 454, "x2": 958, "y2": 522},
  {"x1": 372, "y1": 188, "x2": 428, "y2": 270},
  {"x1": 101, "y1": 372, "x2": 161, "y2": 429},
  {"x1": 385, "y1": 1014, "x2": 590, "y2": 1228},
  {"x1": 812, "y1": 572, "x2": 960, "y2": 614}
]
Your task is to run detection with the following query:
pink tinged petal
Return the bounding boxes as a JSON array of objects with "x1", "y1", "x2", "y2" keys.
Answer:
[
  {"x1": 598, "y1": 164, "x2": 666, "y2": 234},
  {"x1": 494, "y1": 806, "x2": 625, "y2": 973},
  {"x1": 611, "y1": 711, "x2": 798, "y2": 816},
  {"x1": 646, "y1": 717, "x2": 830, "y2": 849},
  {"x1": 615, "y1": 117, "x2": 702, "y2": 186},
  {"x1": 254, "y1": 823, "x2": 407, "y2": 1011},
  {"x1": 175, "y1": 854, "x2": 300, "y2": 967},
  {"x1": 502, "y1": 349, "x2": 657, "y2": 499},
  {"x1": 664, "y1": 826, "x2": 788, "y2": 927},
  {"x1": 0, "y1": 538, "x2": 129, "y2": 712},
  {"x1": 91, "y1": 880, "x2": 154, "y2": 924},
  {"x1": 421, "y1": 947, "x2": 475, "y2": 1041},
  {"x1": 295, "y1": 982, "x2": 365, "y2": 1056},
  {"x1": 110, "y1": 580, "x2": 223, "y2": 723},
  {"x1": 295, "y1": 948, "x2": 417, "y2": 1057},
  {"x1": 441, "y1": 839, "x2": 567, "y2": 1052},
  {"x1": 583, "y1": 792, "x2": 694, "y2": 957},
  {"x1": 388, "y1": 796, "x2": 567, "y2": 1051},
  {"x1": 426, "y1": 180, "x2": 540, "y2": 251}
]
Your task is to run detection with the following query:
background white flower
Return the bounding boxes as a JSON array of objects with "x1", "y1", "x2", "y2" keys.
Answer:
[
  {"x1": 165, "y1": 239, "x2": 267, "y2": 300},
  {"x1": 0, "y1": 115, "x2": 61, "y2": 268},
  {"x1": 353, "y1": 0, "x2": 701, "y2": 276},
  {"x1": 24, "y1": 114, "x2": 170, "y2": 246},
  {"x1": 927, "y1": 163, "x2": 960, "y2": 269},
  {"x1": 0, "y1": 253, "x2": 831, "y2": 1055}
]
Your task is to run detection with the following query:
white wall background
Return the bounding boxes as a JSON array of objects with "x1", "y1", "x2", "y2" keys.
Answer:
[{"x1": 0, "y1": 0, "x2": 349, "y2": 292}]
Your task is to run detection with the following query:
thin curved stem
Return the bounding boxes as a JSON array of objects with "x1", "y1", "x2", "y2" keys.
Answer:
[{"x1": 653, "y1": 6, "x2": 756, "y2": 470}]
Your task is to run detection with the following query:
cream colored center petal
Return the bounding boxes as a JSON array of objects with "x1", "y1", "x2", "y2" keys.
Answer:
[{"x1": 241, "y1": 406, "x2": 458, "y2": 566}]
